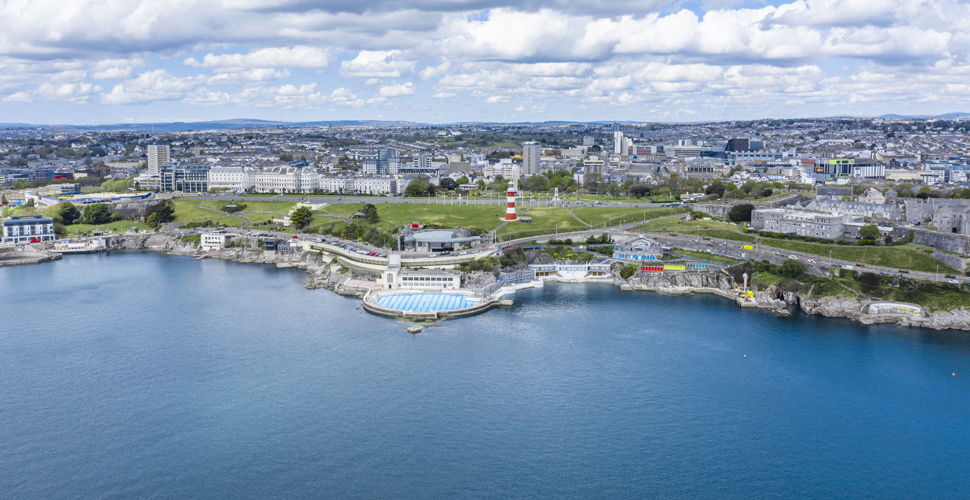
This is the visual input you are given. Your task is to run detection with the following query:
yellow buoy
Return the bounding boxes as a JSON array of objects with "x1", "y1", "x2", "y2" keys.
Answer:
[
  {"x1": 743, "y1": 355, "x2": 746, "y2": 358},
  {"x1": 569, "y1": 342, "x2": 572, "y2": 345}
]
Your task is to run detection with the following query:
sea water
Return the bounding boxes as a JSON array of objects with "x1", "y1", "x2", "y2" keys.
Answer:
[{"x1": 2, "y1": 251, "x2": 969, "y2": 498}]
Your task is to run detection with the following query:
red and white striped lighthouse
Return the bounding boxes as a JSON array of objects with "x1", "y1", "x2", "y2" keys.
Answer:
[{"x1": 505, "y1": 185, "x2": 518, "y2": 221}]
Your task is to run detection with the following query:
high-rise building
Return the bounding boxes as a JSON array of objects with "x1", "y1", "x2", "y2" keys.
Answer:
[
  {"x1": 363, "y1": 148, "x2": 401, "y2": 175},
  {"x1": 583, "y1": 136, "x2": 595, "y2": 147},
  {"x1": 725, "y1": 138, "x2": 750, "y2": 152},
  {"x1": 522, "y1": 141, "x2": 540, "y2": 177},
  {"x1": 147, "y1": 145, "x2": 170, "y2": 176},
  {"x1": 613, "y1": 123, "x2": 624, "y2": 154}
]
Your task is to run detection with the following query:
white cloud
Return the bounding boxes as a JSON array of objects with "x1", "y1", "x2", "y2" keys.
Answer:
[
  {"x1": 340, "y1": 50, "x2": 414, "y2": 78},
  {"x1": 379, "y1": 82, "x2": 415, "y2": 97},
  {"x1": 185, "y1": 46, "x2": 332, "y2": 69}
]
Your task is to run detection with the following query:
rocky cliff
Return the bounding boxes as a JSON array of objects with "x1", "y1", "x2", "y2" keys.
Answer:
[
  {"x1": 111, "y1": 234, "x2": 373, "y2": 294},
  {"x1": 626, "y1": 270, "x2": 970, "y2": 331}
]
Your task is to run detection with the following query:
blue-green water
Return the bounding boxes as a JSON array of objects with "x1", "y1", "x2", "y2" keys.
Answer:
[{"x1": 2, "y1": 251, "x2": 969, "y2": 499}]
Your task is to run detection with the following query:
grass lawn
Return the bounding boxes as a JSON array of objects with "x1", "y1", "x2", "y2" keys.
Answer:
[
  {"x1": 319, "y1": 203, "x2": 508, "y2": 232},
  {"x1": 202, "y1": 216, "x2": 246, "y2": 227},
  {"x1": 241, "y1": 213, "x2": 282, "y2": 223},
  {"x1": 200, "y1": 200, "x2": 296, "y2": 213},
  {"x1": 171, "y1": 198, "x2": 221, "y2": 223},
  {"x1": 633, "y1": 216, "x2": 737, "y2": 232},
  {"x1": 571, "y1": 206, "x2": 688, "y2": 227},
  {"x1": 497, "y1": 207, "x2": 590, "y2": 238},
  {"x1": 758, "y1": 238, "x2": 960, "y2": 274},
  {"x1": 631, "y1": 217, "x2": 756, "y2": 243},
  {"x1": 62, "y1": 220, "x2": 152, "y2": 235}
]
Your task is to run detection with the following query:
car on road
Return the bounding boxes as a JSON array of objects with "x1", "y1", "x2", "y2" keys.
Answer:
[
  {"x1": 949, "y1": 279, "x2": 959, "y2": 284},
  {"x1": 787, "y1": 255, "x2": 797, "y2": 259}
]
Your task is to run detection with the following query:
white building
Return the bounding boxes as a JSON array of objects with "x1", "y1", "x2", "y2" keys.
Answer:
[
  {"x1": 208, "y1": 166, "x2": 255, "y2": 192},
  {"x1": 201, "y1": 233, "x2": 228, "y2": 251},
  {"x1": 254, "y1": 167, "x2": 319, "y2": 193},
  {"x1": 2, "y1": 215, "x2": 55, "y2": 244},
  {"x1": 612, "y1": 123, "x2": 624, "y2": 154},
  {"x1": 355, "y1": 176, "x2": 398, "y2": 195},
  {"x1": 319, "y1": 175, "x2": 356, "y2": 194},
  {"x1": 147, "y1": 145, "x2": 170, "y2": 176},
  {"x1": 522, "y1": 142, "x2": 541, "y2": 177}
]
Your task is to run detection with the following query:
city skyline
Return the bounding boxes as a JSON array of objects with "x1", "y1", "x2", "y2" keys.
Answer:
[{"x1": 3, "y1": 0, "x2": 970, "y2": 124}]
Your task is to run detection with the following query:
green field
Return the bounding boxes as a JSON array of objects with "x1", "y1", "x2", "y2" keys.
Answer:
[
  {"x1": 498, "y1": 207, "x2": 590, "y2": 239},
  {"x1": 171, "y1": 199, "x2": 222, "y2": 224},
  {"x1": 62, "y1": 220, "x2": 152, "y2": 235},
  {"x1": 759, "y1": 238, "x2": 960, "y2": 274},
  {"x1": 200, "y1": 200, "x2": 296, "y2": 213},
  {"x1": 319, "y1": 203, "x2": 507, "y2": 232},
  {"x1": 570, "y1": 206, "x2": 688, "y2": 227},
  {"x1": 631, "y1": 216, "x2": 756, "y2": 243}
]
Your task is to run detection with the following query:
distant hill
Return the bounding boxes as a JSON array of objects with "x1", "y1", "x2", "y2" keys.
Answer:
[{"x1": 0, "y1": 119, "x2": 425, "y2": 132}]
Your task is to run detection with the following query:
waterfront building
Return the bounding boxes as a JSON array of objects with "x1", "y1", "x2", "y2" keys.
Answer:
[
  {"x1": 201, "y1": 233, "x2": 228, "y2": 251},
  {"x1": 380, "y1": 255, "x2": 463, "y2": 289},
  {"x1": 2, "y1": 215, "x2": 55, "y2": 244},
  {"x1": 614, "y1": 239, "x2": 665, "y2": 261},
  {"x1": 400, "y1": 228, "x2": 481, "y2": 253}
]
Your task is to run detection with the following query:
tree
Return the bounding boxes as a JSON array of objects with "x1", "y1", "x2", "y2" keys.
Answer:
[
  {"x1": 144, "y1": 201, "x2": 175, "y2": 225},
  {"x1": 456, "y1": 176, "x2": 469, "y2": 186},
  {"x1": 858, "y1": 272, "x2": 882, "y2": 294},
  {"x1": 51, "y1": 202, "x2": 81, "y2": 225},
  {"x1": 728, "y1": 203, "x2": 754, "y2": 222},
  {"x1": 405, "y1": 178, "x2": 428, "y2": 197},
  {"x1": 290, "y1": 206, "x2": 313, "y2": 229},
  {"x1": 361, "y1": 203, "x2": 380, "y2": 224},
  {"x1": 780, "y1": 259, "x2": 806, "y2": 278},
  {"x1": 439, "y1": 178, "x2": 458, "y2": 191},
  {"x1": 859, "y1": 223, "x2": 880, "y2": 241},
  {"x1": 705, "y1": 183, "x2": 726, "y2": 197},
  {"x1": 83, "y1": 203, "x2": 112, "y2": 224},
  {"x1": 146, "y1": 212, "x2": 162, "y2": 229}
]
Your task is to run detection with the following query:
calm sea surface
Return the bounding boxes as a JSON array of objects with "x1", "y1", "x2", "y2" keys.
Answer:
[{"x1": 2, "y1": 251, "x2": 969, "y2": 499}]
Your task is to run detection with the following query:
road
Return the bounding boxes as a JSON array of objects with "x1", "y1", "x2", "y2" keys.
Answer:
[{"x1": 180, "y1": 192, "x2": 674, "y2": 208}]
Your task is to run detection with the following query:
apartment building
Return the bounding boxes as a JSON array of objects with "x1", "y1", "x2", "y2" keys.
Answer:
[
  {"x1": 752, "y1": 208, "x2": 852, "y2": 239},
  {"x1": 254, "y1": 167, "x2": 318, "y2": 193},
  {"x1": 2, "y1": 215, "x2": 56, "y2": 244},
  {"x1": 208, "y1": 166, "x2": 255, "y2": 191}
]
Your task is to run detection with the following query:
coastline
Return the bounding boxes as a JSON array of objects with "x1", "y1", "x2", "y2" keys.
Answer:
[{"x1": 16, "y1": 232, "x2": 970, "y2": 332}]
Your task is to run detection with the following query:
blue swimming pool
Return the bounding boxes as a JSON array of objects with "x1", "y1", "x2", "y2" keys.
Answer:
[{"x1": 376, "y1": 293, "x2": 479, "y2": 312}]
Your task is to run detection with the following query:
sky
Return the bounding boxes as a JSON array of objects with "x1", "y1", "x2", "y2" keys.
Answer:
[{"x1": 1, "y1": 0, "x2": 970, "y2": 125}]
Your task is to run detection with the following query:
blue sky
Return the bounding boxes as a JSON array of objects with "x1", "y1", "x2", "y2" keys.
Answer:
[{"x1": 1, "y1": 0, "x2": 969, "y2": 124}]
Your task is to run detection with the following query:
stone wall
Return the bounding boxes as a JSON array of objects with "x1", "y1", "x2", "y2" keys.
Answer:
[{"x1": 913, "y1": 229, "x2": 970, "y2": 255}]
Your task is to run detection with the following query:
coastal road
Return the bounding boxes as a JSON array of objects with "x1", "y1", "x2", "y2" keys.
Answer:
[{"x1": 181, "y1": 192, "x2": 672, "y2": 208}]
